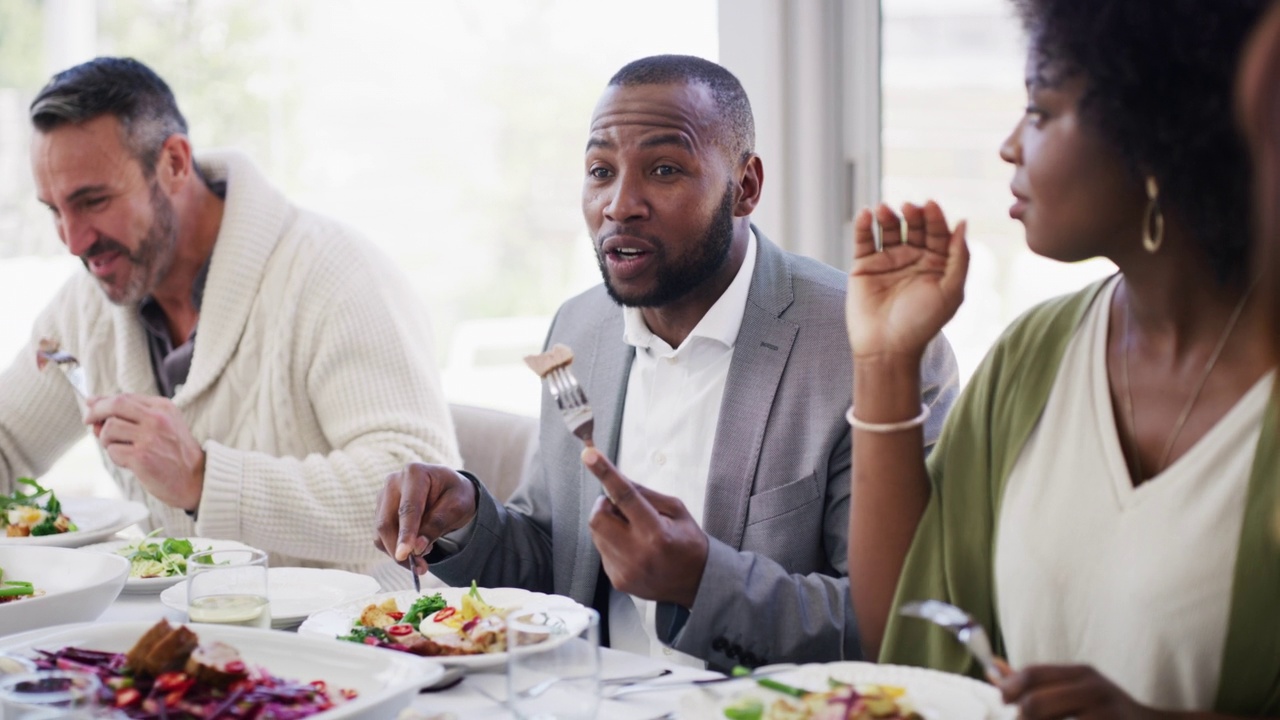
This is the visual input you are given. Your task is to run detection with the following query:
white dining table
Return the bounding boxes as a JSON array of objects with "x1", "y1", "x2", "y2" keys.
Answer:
[{"x1": 97, "y1": 590, "x2": 721, "y2": 720}]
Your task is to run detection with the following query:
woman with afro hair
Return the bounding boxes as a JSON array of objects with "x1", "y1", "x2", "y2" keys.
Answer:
[{"x1": 845, "y1": 1, "x2": 1278, "y2": 717}]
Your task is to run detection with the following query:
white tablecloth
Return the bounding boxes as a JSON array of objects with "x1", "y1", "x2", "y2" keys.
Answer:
[{"x1": 97, "y1": 590, "x2": 719, "y2": 720}]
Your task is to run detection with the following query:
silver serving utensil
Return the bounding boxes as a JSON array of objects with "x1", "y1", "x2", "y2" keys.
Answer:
[{"x1": 899, "y1": 599, "x2": 1004, "y2": 679}]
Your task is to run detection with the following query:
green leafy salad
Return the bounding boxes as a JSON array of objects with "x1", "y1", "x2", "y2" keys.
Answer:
[
  {"x1": 115, "y1": 529, "x2": 214, "y2": 579},
  {"x1": 338, "y1": 592, "x2": 447, "y2": 644},
  {"x1": 1, "y1": 477, "x2": 76, "y2": 537}
]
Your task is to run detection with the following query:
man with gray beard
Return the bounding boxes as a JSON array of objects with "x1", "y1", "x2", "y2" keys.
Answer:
[
  {"x1": 376, "y1": 55, "x2": 960, "y2": 668},
  {"x1": 0, "y1": 57, "x2": 459, "y2": 581}
]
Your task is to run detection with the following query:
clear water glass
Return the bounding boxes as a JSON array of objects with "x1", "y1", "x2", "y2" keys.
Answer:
[
  {"x1": 185, "y1": 547, "x2": 271, "y2": 629},
  {"x1": 0, "y1": 670, "x2": 102, "y2": 719},
  {"x1": 506, "y1": 606, "x2": 600, "y2": 720}
]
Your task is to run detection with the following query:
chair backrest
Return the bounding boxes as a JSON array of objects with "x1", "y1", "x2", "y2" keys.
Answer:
[{"x1": 448, "y1": 403, "x2": 539, "y2": 503}]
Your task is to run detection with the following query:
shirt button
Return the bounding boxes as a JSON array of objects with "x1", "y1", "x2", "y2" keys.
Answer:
[
  {"x1": 662, "y1": 648, "x2": 673, "y2": 656},
  {"x1": 653, "y1": 452, "x2": 666, "y2": 466}
]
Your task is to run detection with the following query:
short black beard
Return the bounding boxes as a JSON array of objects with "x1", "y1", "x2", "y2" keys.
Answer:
[{"x1": 598, "y1": 183, "x2": 736, "y2": 308}]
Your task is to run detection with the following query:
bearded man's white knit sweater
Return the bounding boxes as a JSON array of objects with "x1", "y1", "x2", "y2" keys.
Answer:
[{"x1": 0, "y1": 151, "x2": 460, "y2": 575}]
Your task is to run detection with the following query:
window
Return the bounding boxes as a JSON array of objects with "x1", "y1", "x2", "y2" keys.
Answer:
[
  {"x1": 0, "y1": 0, "x2": 717, "y2": 495},
  {"x1": 881, "y1": 0, "x2": 1114, "y2": 377}
]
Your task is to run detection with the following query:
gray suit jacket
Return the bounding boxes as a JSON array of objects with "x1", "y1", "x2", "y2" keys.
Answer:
[{"x1": 432, "y1": 230, "x2": 959, "y2": 667}]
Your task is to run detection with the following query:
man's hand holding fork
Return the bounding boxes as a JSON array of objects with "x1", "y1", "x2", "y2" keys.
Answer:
[{"x1": 374, "y1": 463, "x2": 479, "y2": 576}]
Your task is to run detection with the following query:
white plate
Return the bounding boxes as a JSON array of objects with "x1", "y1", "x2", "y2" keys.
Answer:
[
  {"x1": 0, "y1": 546, "x2": 130, "y2": 636},
  {"x1": 80, "y1": 537, "x2": 256, "y2": 594},
  {"x1": 679, "y1": 662, "x2": 1003, "y2": 720},
  {"x1": 0, "y1": 620, "x2": 444, "y2": 719},
  {"x1": 160, "y1": 567, "x2": 382, "y2": 630},
  {"x1": 0, "y1": 497, "x2": 149, "y2": 548},
  {"x1": 297, "y1": 586, "x2": 585, "y2": 669}
]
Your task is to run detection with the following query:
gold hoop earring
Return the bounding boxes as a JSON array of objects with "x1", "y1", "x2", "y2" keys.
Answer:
[{"x1": 1142, "y1": 176, "x2": 1164, "y2": 254}]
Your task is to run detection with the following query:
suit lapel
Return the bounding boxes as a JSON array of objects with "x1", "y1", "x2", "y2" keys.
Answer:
[{"x1": 702, "y1": 231, "x2": 798, "y2": 548}]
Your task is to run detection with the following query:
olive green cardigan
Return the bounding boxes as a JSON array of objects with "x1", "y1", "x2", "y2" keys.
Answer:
[{"x1": 880, "y1": 280, "x2": 1280, "y2": 714}]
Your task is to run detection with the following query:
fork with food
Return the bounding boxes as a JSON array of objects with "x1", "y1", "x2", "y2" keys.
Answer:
[
  {"x1": 523, "y1": 344, "x2": 594, "y2": 447},
  {"x1": 35, "y1": 338, "x2": 88, "y2": 400}
]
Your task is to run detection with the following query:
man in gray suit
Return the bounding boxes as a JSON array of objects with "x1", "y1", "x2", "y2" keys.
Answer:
[{"x1": 375, "y1": 55, "x2": 958, "y2": 668}]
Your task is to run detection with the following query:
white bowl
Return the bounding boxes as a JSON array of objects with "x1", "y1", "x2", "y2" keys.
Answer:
[
  {"x1": 0, "y1": 621, "x2": 445, "y2": 719},
  {"x1": 0, "y1": 546, "x2": 130, "y2": 637}
]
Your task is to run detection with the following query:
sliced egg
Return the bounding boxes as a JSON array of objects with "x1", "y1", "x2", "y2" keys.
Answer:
[{"x1": 7, "y1": 506, "x2": 46, "y2": 527}]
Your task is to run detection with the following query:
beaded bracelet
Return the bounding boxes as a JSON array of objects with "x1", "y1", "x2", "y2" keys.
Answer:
[{"x1": 845, "y1": 403, "x2": 931, "y2": 433}]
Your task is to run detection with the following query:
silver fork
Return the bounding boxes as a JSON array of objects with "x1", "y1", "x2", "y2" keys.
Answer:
[
  {"x1": 546, "y1": 364, "x2": 594, "y2": 447},
  {"x1": 898, "y1": 599, "x2": 1006, "y2": 680},
  {"x1": 36, "y1": 349, "x2": 88, "y2": 400}
]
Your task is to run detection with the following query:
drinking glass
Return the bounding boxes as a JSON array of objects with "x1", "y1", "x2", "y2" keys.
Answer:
[
  {"x1": 0, "y1": 670, "x2": 102, "y2": 719},
  {"x1": 506, "y1": 606, "x2": 600, "y2": 720},
  {"x1": 185, "y1": 548, "x2": 271, "y2": 629}
]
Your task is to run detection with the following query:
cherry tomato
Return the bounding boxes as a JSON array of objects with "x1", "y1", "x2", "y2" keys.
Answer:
[
  {"x1": 153, "y1": 672, "x2": 189, "y2": 692},
  {"x1": 114, "y1": 688, "x2": 141, "y2": 707}
]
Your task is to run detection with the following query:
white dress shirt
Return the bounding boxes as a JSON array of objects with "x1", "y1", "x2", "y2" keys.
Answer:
[{"x1": 608, "y1": 231, "x2": 758, "y2": 667}]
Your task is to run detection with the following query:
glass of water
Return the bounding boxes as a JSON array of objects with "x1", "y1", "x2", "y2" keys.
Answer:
[
  {"x1": 186, "y1": 548, "x2": 271, "y2": 629},
  {"x1": 506, "y1": 606, "x2": 600, "y2": 720},
  {"x1": 0, "y1": 670, "x2": 102, "y2": 719}
]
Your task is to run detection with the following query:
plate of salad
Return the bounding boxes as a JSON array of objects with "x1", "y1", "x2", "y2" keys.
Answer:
[
  {"x1": 0, "y1": 478, "x2": 149, "y2": 548},
  {"x1": 296, "y1": 584, "x2": 585, "y2": 669},
  {"x1": 81, "y1": 531, "x2": 256, "y2": 593},
  {"x1": 681, "y1": 662, "x2": 1003, "y2": 720}
]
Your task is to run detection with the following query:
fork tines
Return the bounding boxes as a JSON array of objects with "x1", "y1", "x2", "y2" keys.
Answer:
[{"x1": 547, "y1": 365, "x2": 594, "y2": 447}]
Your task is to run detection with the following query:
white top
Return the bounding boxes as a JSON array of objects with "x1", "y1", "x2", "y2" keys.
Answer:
[
  {"x1": 608, "y1": 231, "x2": 758, "y2": 667},
  {"x1": 0, "y1": 151, "x2": 460, "y2": 579},
  {"x1": 995, "y1": 277, "x2": 1273, "y2": 709}
]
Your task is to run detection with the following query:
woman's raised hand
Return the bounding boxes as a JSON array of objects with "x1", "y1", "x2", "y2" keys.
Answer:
[{"x1": 846, "y1": 201, "x2": 969, "y2": 362}]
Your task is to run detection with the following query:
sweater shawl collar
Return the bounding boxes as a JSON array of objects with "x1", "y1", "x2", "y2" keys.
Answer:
[{"x1": 111, "y1": 150, "x2": 291, "y2": 406}]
